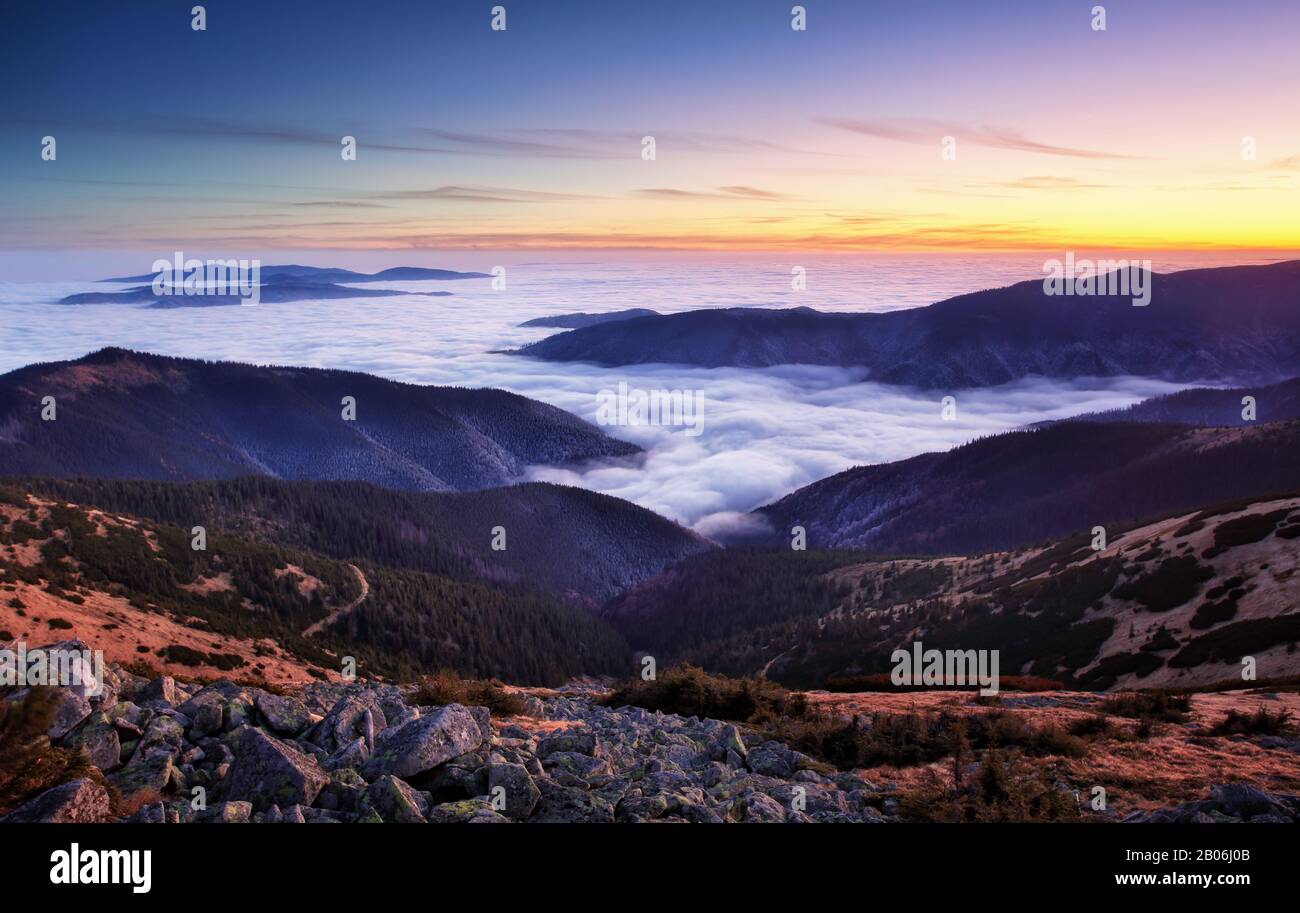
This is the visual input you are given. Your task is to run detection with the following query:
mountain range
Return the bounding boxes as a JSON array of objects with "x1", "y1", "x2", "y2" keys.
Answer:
[
  {"x1": 0, "y1": 489, "x2": 629, "y2": 684},
  {"x1": 5, "y1": 258, "x2": 1300, "y2": 696},
  {"x1": 1061, "y1": 376, "x2": 1300, "y2": 427},
  {"x1": 749, "y1": 418, "x2": 1300, "y2": 555},
  {"x1": 0, "y1": 348, "x2": 639, "y2": 491},
  {"x1": 519, "y1": 309, "x2": 660, "y2": 329},
  {"x1": 604, "y1": 493, "x2": 1300, "y2": 691},
  {"x1": 59, "y1": 264, "x2": 489, "y2": 307},
  {"x1": 514, "y1": 260, "x2": 1300, "y2": 389},
  {"x1": 99, "y1": 264, "x2": 491, "y2": 283},
  {"x1": 59, "y1": 279, "x2": 455, "y2": 308},
  {"x1": 12, "y1": 475, "x2": 711, "y2": 604}
]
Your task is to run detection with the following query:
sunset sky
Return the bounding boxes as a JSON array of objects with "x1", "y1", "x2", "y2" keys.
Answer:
[{"x1": 2, "y1": 0, "x2": 1298, "y2": 255}]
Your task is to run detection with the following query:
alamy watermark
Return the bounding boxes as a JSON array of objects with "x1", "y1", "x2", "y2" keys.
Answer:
[
  {"x1": 596, "y1": 381, "x2": 704, "y2": 437},
  {"x1": 891, "y1": 641, "x2": 1000, "y2": 696},
  {"x1": 50, "y1": 844, "x2": 151, "y2": 893},
  {"x1": 0, "y1": 641, "x2": 105, "y2": 697},
  {"x1": 1042, "y1": 252, "x2": 1152, "y2": 307},
  {"x1": 150, "y1": 251, "x2": 261, "y2": 306}
]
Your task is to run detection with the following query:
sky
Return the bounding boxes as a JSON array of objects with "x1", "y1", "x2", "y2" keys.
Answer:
[{"x1": 2, "y1": 0, "x2": 1299, "y2": 261}]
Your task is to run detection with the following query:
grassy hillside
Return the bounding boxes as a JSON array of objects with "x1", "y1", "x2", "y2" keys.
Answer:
[
  {"x1": 0, "y1": 487, "x2": 629, "y2": 685},
  {"x1": 8, "y1": 475, "x2": 711, "y2": 604},
  {"x1": 607, "y1": 496, "x2": 1300, "y2": 691}
]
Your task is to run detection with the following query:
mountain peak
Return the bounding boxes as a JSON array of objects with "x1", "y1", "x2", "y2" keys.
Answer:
[
  {"x1": 0, "y1": 351, "x2": 640, "y2": 491},
  {"x1": 514, "y1": 259, "x2": 1300, "y2": 388}
]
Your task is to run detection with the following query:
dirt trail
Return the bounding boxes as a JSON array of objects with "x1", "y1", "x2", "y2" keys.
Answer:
[
  {"x1": 303, "y1": 564, "x2": 369, "y2": 638},
  {"x1": 760, "y1": 646, "x2": 797, "y2": 679}
]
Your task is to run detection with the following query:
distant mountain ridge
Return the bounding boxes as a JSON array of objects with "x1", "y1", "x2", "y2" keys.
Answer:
[
  {"x1": 59, "y1": 278, "x2": 454, "y2": 307},
  {"x1": 1058, "y1": 376, "x2": 1300, "y2": 427},
  {"x1": 519, "y1": 309, "x2": 660, "y2": 329},
  {"x1": 0, "y1": 348, "x2": 639, "y2": 491},
  {"x1": 514, "y1": 260, "x2": 1300, "y2": 389},
  {"x1": 749, "y1": 418, "x2": 1300, "y2": 555},
  {"x1": 99, "y1": 264, "x2": 491, "y2": 283},
  {"x1": 61, "y1": 264, "x2": 490, "y2": 306}
]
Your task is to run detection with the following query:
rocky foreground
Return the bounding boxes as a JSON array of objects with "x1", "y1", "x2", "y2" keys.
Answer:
[{"x1": 4, "y1": 654, "x2": 1298, "y2": 824}]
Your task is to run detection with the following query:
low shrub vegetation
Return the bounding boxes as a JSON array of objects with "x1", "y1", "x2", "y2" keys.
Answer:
[
  {"x1": 899, "y1": 752, "x2": 1083, "y2": 823},
  {"x1": 1099, "y1": 691, "x2": 1191, "y2": 723},
  {"x1": 602, "y1": 664, "x2": 803, "y2": 722},
  {"x1": 1209, "y1": 707, "x2": 1293, "y2": 737},
  {"x1": 160, "y1": 644, "x2": 246, "y2": 670},
  {"x1": 823, "y1": 673, "x2": 1063, "y2": 693},
  {"x1": 607, "y1": 666, "x2": 1088, "y2": 772},
  {"x1": 406, "y1": 669, "x2": 525, "y2": 716},
  {"x1": 0, "y1": 687, "x2": 95, "y2": 815},
  {"x1": 1111, "y1": 556, "x2": 1214, "y2": 612}
]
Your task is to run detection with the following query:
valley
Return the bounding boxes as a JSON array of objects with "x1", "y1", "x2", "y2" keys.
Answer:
[{"x1": 2, "y1": 263, "x2": 1298, "y2": 831}]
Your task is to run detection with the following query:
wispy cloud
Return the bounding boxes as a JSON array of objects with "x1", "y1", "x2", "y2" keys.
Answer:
[
  {"x1": 288, "y1": 200, "x2": 391, "y2": 209},
  {"x1": 718, "y1": 186, "x2": 786, "y2": 200},
  {"x1": 413, "y1": 129, "x2": 628, "y2": 159},
  {"x1": 6, "y1": 116, "x2": 826, "y2": 164},
  {"x1": 1, "y1": 116, "x2": 456, "y2": 155},
  {"x1": 375, "y1": 185, "x2": 601, "y2": 203},
  {"x1": 819, "y1": 117, "x2": 1146, "y2": 160},
  {"x1": 990, "y1": 176, "x2": 1113, "y2": 190},
  {"x1": 634, "y1": 186, "x2": 788, "y2": 201},
  {"x1": 416, "y1": 128, "x2": 828, "y2": 159}
]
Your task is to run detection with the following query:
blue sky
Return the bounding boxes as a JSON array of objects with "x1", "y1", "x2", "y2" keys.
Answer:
[{"x1": 2, "y1": 0, "x2": 1298, "y2": 259}]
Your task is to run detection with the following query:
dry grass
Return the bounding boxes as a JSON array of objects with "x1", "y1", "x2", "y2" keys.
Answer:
[
  {"x1": 1099, "y1": 691, "x2": 1192, "y2": 723},
  {"x1": 112, "y1": 787, "x2": 164, "y2": 818},
  {"x1": 824, "y1": 673, "x2": 1065, "y2": 693},
  {"x1": 406, "y1": 669, "x2": 525, "y2": 716},
  {"x1": 1209, "y1": 707, "x2": 1293, "y2": 737},
  {"x1": 0, "y1": 687, "x2": 95, "y2": 815},
  {"x1": 605, "y1": 665, "x2": 1088, "y2": 774},
  {"x1": 602, "y1": 664, "x2": 803, "y2": 722},
  {"x1": 899, "y1": 752, "x2": 1085, "y2": 823}
]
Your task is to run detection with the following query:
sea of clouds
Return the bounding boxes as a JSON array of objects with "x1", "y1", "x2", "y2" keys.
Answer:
[{"x1": 0, "y1": 253, "x2": 1224, "y2": 532}]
